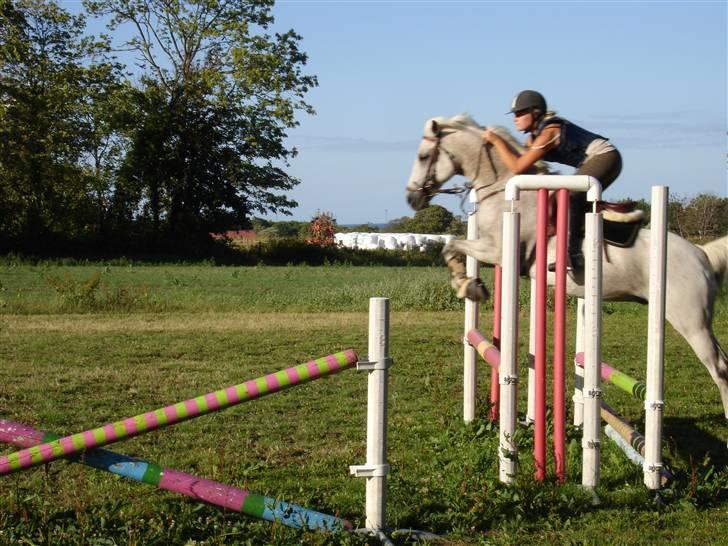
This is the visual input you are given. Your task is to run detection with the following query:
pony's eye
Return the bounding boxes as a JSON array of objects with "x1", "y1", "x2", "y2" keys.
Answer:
[{"x1": 419, "y1": 154, "x2": 429, "y2": 161}]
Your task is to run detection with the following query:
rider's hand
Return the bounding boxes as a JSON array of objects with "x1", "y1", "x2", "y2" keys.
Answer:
[{"x1": 482, "y1": 129, "x2": 496, "y2": 144}]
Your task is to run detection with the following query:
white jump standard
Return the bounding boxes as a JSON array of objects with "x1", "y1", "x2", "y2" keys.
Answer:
[{"x1": 499, "y1": 174, "x2": 604, "y2": 486}]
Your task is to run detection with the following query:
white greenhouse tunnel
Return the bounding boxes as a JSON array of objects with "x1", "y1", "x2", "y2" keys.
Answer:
[{"x1": 334, "y1": 232, "x2": 455, "y2": 252}]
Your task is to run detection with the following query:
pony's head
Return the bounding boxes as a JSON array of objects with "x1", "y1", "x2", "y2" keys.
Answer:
[
  {"x1": 406, "y1": 114, "x2": 550, "y2": 210},
  {"x1": 405, "y1": 116, "x2": 473, "y2": 210}
]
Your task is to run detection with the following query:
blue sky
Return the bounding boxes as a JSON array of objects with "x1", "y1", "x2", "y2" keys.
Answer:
[{"x1": 65, "y1": 0, "x2": 727, "y2": 224}]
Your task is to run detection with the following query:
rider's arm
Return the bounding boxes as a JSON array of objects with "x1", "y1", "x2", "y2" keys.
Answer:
[{"x1": 483, "y1": 126, "x2": 559, "y2": 174}]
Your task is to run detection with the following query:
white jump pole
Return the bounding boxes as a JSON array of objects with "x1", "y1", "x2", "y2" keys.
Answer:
[
  {"x1": 581, "y1": 210, "x2": 604, "y2": 488},
  {"x1": 573, "y1": 298, "x2": 585, "y2": 427},
  {"x1": 527, "y1": 278, "x2": 537, "y2": 425},
  {"x1": 499, "y1": 209, "x2": 520, "y2": 483},
  {"x1": 463, "y1": 190, "x2": 480, "y2": 423},
  {"x1": 644, "y1": 186, "x2": 668, "y2": 490},
  {"x1": 350, "y1": 297, "x2": 391, "y2": 531}
]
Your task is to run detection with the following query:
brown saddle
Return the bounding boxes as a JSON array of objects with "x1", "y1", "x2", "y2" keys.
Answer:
[{"x1": 548, "y1": 197, "x2": 644, "y2": 248}]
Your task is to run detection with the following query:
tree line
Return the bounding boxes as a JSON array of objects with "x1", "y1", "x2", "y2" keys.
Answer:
[
  {"x1": 1, "y1": 1, "x2": 724, "y2": 259},
  {"x1": 266, "y1": 196, "x2": 726, "y2": 244},
  {"x1": 0, "y1": 0, "x2": 315, "y2": 255},
  {"x1": 634, "y1": 193, "x2": 727, "y2": 242}
]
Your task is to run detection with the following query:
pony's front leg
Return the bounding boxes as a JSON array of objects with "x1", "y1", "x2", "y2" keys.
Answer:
[{"x1": 442, "y1": 238, "x2": 494, "y2": 302}]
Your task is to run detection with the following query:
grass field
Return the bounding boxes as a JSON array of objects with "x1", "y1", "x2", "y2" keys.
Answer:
[{"x1": 1, "y1": 262, "x2": 727, "y2": 545}]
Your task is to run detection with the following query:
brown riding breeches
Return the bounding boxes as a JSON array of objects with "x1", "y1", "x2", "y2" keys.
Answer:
[
  {"x1": 576, "y1": 149, "x2": 623, "y2": 191},
  {"x1": 569, "y1": 149, "x2": 623, "y2": 251}
]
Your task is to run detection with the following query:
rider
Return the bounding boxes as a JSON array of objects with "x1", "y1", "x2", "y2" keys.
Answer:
[{"x1": 481, "y1": 90, "x2": 622, "y2": 271}]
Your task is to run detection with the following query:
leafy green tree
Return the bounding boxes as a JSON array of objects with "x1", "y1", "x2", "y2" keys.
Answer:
[
  {"x1": 85, "y1": 0, "x2": 317, "y2": 240},
  {"x1": 407, "y1": 204, "x2": 458, "y2": 234},
  {"x1": 448, "y1": 216, "x2": 466, "y2": 236},
  {"x1": 0, "y1": 0, "x2": 121, "y2": 248},
  {"x1": 383, "y1": 216, "x2": 411, "y2": 233},
  {"x1": 258, "y1": 220, "x2": 308, "y2": 239}
]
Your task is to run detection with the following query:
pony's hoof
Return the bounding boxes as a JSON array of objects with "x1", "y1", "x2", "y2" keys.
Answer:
[{"x1": 461, "y1": 278, "x2": 489, "y2": 302}]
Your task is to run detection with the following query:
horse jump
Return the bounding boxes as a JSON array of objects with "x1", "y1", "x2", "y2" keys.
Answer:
[
  {"x1": 573, "y1": 186, "x2": 668, "y2": 489},
  {"x1": 0, "y1": 298, "x2": 392, "y2": 535},
  {"x1": 462, "y1": 175, "x2": 669, "y2": 489},
  {"x1": 498, "y1": 175, "x2": 605, "y2": 486},
  {"x1": 407, "y1": 114, "x2": 728, "y2": 423}
]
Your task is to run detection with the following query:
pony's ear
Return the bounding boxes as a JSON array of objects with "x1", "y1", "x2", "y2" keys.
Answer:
[{"x1": 424, "y1": 118, "x2": 439, "y2": 137}]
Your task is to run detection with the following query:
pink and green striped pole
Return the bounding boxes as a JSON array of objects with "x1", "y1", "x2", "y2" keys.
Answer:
[
  {"x1": 0, "y1": 419, "x2": 351, "y2": 531},
  {"x1": 0, "y1": 350, "x2": 358, "y2": 476},
  {"x1": 575, "y1": 353, "x2": 646, "y2": 401}
]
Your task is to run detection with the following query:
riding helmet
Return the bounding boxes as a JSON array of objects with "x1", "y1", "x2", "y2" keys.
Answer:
[{"x1": 509, "y1": 90, "x2": 547, "y2": 115}]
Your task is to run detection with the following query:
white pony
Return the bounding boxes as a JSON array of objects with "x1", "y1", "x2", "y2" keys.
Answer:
[{"x1": 406, "y1": 114, "x2": 728, "y2": 422}]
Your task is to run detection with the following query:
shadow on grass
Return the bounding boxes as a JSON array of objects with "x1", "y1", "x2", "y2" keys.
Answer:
[{"x1": 664, "y1": 415, "x2": 728, "y2": 468}]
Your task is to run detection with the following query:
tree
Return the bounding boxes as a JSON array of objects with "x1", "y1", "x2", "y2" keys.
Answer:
[
  {"x1": 663, "y1": 194, "x2": 727, "y2": 241},
  {"x1": 0, "y1": 0, "x2": 122, "y2": 248},
  {"x1": 407, "y1": 205, "x2": 459, "y2": 234},
  {"x1": 85, "y1": 0, "x2": 317, "y2": 240},
  {"x1": 383, "y1": 216, "x2": 412, "y2": 233}
]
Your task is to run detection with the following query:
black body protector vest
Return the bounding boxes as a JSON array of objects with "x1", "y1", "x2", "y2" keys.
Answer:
[{"x1": 533, "y1": 116, "x2": 607, "y2": 168}]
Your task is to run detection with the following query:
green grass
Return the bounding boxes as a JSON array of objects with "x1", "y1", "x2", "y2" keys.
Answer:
[{"x1": 0, "y1": 263, "x2": 727, "y2": 545}]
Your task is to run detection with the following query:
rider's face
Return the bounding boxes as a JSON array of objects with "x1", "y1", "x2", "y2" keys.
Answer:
[{"x1": 513, "y1": 110, "x2": 533, "y2": 133}]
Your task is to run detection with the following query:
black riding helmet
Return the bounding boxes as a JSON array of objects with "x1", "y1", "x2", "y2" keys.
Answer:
[{"x1": 508, "y1": 90, "x2": 547, "y2": 118}]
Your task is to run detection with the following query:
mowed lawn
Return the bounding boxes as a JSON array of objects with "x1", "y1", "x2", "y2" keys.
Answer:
[{"x1": 1, "y1": 262, "x2": 727, "y2": 545}]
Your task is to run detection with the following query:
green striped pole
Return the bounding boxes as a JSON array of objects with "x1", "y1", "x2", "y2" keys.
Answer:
[
  {"x1": 0, "y1": 419, "x2": 351, "y2": 531},
  {"x1": 0, "y1": 350, "x2": 358, "y2": 476},
  {"x1": 575, "y1": 353, "x2": 646, "y2": 400}
]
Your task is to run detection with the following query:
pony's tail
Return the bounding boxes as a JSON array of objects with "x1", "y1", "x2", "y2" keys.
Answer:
[{"x1": 699, "y1": 235, "x2": 728, "y2": 284}]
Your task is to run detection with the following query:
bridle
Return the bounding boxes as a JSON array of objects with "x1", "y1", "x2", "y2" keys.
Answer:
[
  {"x1": 415, "y1": 130, "x2": 501, "y2": 211},
  {"x1": 417, "y1": 134, "x2": 466, "y2": 197}
]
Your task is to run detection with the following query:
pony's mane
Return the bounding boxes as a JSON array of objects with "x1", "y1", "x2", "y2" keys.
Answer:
[{"x1": 433, "y1": 113, "x2": 551, "y2": 173}]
